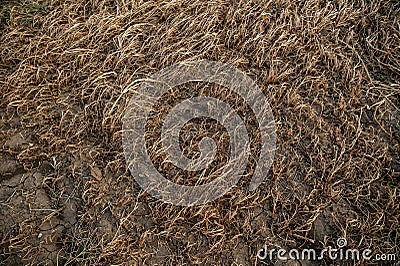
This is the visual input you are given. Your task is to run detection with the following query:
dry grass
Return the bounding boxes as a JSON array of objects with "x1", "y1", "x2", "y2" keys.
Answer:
[{"x1": 0, "y1": 0, "x2": 399, "y2": 265}]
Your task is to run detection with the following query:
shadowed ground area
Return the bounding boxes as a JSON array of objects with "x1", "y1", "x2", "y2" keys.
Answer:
[{"x1": 0, "y1": 0, "x2": 399, "y2": 265}]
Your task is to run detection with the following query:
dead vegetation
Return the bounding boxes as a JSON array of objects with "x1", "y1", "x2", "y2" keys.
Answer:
[{"x1": 0, "y1": 0, "x2": 399, "y2": 265}]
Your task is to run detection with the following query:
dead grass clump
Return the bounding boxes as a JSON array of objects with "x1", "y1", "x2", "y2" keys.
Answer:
[{"x1": 0, "y1": 0, "x2": 399, "y2": 265}]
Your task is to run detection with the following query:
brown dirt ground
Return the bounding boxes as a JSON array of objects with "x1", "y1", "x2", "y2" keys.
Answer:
[{"x1": 0, "y1": 0, "x2": 399, "y2": 265}]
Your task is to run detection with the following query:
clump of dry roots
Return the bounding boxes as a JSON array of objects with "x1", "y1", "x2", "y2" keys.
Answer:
[{"x1": 0, "y1": 0, "x2": 399, "y2": 265}]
